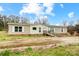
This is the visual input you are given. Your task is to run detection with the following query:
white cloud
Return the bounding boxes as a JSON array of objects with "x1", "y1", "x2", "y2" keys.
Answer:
[
  {"x1": 0, "y1": 6, "x2": 4, "y2": 12},
  {"x1": 20, "y1": 3, "x2": 44, "y2": 16},
  {"x1": 44, "y1": 16, "x2": 48, "y2": 19},
  {"x1": 19, "y1": 3, "x2": 55, "y2": 17},
  {"x1": 68, "y1": 12, "x2": 75, "y2": 18},
  {"x1": 39, "y1": 15, "x2": 48, "y2": 20},
  {"x1": 54, "y1": 23, "x2": 61, "y2": 26},
  {"x1": 60, "y1": 4, "x2": 64, "y2": 8},
  {"x1": 43, "y1": 3, "x2": 55, "y2": 16}
]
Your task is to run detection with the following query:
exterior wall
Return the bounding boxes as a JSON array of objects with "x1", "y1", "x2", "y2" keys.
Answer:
[
  {"x1": 8, "y1": 24, "x2": 30, "y2": 34},
  {"x1": 8, "y1": 25, "x2": 13, "y2": 34},
  {"x1": 54, "y1": 27, "x2": 63, "y2": 33},
  {"x1": 30, "y1": 25, "x2": 49, "y2": 34},
  {"x1": 49, "y1": 27, "x2": 67, "y2": 34},
  {"x1": 62, "y1": 27, "x2": 67, "y2": 33},
  {"x1": 8, "y1": 23, "x2": 67, "y2": 35},
  {"x1": 23, "y1": 25, "x2": 30, "y2": 34},
  {"x1": 8, "y1": 24, "x2": 49, "y2": 35}
]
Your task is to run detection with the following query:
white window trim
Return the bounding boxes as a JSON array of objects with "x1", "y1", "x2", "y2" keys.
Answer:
[{"x1": 22, "y1": 26, "x2": 24, "y2": 32}]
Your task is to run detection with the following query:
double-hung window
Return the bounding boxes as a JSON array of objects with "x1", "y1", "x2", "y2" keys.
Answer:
[
  {"x1": 15, "y1": 26, "x2": 22, "y2": 32},
  {"x1": 32, "y1": 27, "x2": 37, "y2": 30}
]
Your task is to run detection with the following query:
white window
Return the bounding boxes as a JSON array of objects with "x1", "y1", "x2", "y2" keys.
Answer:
[
  {"x1": 15, "y1": 26, "x2": 22, "y2": 32},
  {"x1": 32, "y1": 27, "x2": 37, "y2": 30}
]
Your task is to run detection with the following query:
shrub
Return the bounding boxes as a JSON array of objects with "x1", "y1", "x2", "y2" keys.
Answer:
[
  {"x1": 12, "y1": 51, "x2": 22, "y2": 56},
  {"x1": 25, "y1": 47, "x2": 33, "y2": 52},
  {"x1": 0, "y1": 50, "x2": 11, "y2": 56}
]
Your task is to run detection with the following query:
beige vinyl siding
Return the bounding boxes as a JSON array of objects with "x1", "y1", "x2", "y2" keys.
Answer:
[
  {"x1": 23, "y1": 25, "x2": 30, "y2": 34},
  {"x1": 62, "y1": 27, "x2": 67, "y2": 33},
  {"x1": 8, "y1": 23, "x2": 67, "y2": 35},
  {"x1": 30, "y1": 25, "x2": 49, "y2": 34},
  {"x1": 8, "y1": 24, "x2": 30, "y2": 34},
  {"x1": 30, "y1": 25, "x2": 43, "y2": 34},
  {"x1": 53, "y1": 27, "x2": 67, "y2": 33},
  {"x1": 8, "y1": 25, "x2": 14, "y2": 34}
]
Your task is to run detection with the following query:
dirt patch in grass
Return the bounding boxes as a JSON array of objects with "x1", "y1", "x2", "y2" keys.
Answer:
[{"x1": 0, "y1": 39, "x2": 60, "y2": 49}]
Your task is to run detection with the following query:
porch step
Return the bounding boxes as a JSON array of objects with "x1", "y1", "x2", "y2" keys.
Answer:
[{"x1": 46, "y1": 33, "x2": 55, "y2": 37}]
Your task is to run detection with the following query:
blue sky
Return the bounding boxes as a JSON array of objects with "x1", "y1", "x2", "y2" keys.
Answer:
[{"x1": 0, "y1": 3, "x2": 79, "y2": 25}]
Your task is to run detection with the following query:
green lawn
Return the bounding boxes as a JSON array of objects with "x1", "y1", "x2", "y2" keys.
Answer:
[
  {"x1": 0, "y1": 31, "x2": 46, "y2": 41},
  {"x1": 0, "y1": 45, "x2": 79, "y2": 56}
]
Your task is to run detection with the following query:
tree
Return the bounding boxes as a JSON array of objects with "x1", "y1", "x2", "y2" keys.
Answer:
[
  {"x1": 0, "y1": 15, "x2": 4, "y2": 30},
  {"x1": 20, "y1": 17, "x2": 30, "y2": 24},
  {"x1": 0, "y1": 14, "x2": 30, "y2": 31},
  {"x1": 8, "y1": 15, "x2": 19, "y2": 23},
  {"x1": 62, "y1": 20, "x2": 68, "y2": 26},
  {"x1": 34, "y1": 16, "x2": 48, "y2": 25}
]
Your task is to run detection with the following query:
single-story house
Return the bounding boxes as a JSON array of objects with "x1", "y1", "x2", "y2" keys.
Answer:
[
  {"x1": 8, "y1": 23, "x2": 67, "y2": 35},
  {"x1": 49, "y1": 25, "x2": 67, "y2": 34}
]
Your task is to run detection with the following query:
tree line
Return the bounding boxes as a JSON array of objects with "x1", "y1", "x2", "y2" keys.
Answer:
[
  {"x1": 0, "y1": 14, "x2": 49, "y2": 31},
  {"x1": 0, "y1": 14, "x2": 30, "y2": 31}
]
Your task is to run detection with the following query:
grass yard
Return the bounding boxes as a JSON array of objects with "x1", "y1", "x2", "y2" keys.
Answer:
[
  {"x1": 0, "y1": 44, "x2": 79, "y2": 56},
  {"x1": 0, "y1": 31, "x2": 79, "y2": 56},
  {"x1": 0, "y1": 31, "x2": 47, "y2": 41}
]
